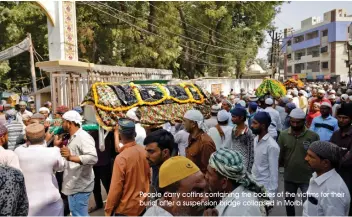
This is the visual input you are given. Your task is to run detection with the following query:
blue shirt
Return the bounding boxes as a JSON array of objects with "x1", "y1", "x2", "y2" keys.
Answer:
[{"x1": 309, "y1": 115, "x2": 339, "y2": 141}]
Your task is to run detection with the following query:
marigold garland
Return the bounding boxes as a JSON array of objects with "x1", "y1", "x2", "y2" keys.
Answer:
[{"x1": 92, "y1": 81, "x2": 205, "y2": 111}]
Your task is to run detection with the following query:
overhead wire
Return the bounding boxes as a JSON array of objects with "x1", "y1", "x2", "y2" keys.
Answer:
[
  {"x1": 82, "y1": 2, "x2": 237, "y2": 68},
  {"x1": 147, "y1": 2, "x2": 245, "y2": 50},
  {"x1": 94, "y1": 2, "x2": 244, "y2": 52}
]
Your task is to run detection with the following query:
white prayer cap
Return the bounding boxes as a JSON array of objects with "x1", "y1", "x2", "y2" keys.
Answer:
[
  {"x1": 318, "y1": 89, "x2": 326, "y2": 94},
  {"x1": 126, "y1": 107, "x2": 139, "y2": 122},
  {"x1": 292, "y1": 90, "x2": 298, "y2": 96},
  {"x1": 230, "y1": 95, "x2": 235, "y2": 100},
  {"x1": 249, "y1": 95, "x2": 258, "y2": 102},
  {"x1": 62, "y1": 110, "x2": 83, "y2": 125},
  {"x1": 211, "y1": 104, "x2": 221, "y2": 113},
  {"x1": 341, "y1": 94, "x2": 349, "y2": 101},
  {"x1": 328, "y1": 94, "x2": 336, "y2": 100},
  {"x1": 265, "y1": 98, "x2": 274, "y2": 105},
  {"x1": 289, "y1": 108, "x2": 306, "y2": 119},
  {"x1": 321, "y1": 102, "x2": 332, "y2": 108},
  {"x1": 286, "y1": 95, "x2": 293, "y2": 99},
  {"x1": 237, "y1": 100, "x2": 246, "y2": 107},
  {"x1": 39, "y1": 107, "x2": 50, "y2": 113},
  {"x1": 298, "y1": 90, "x2": 307, "y2": 96},
  {"x1": 184, "y1": 109, "x2": 208, "y2": 132},
  {"x1": 234, "y1": 98, "x2": 240, "y2": 104},
  {"x1": 329, "y1": 90, "x2": 336, "y2": 94},
  {"x1": 313, "y1": 102, "x2": 321, "y2": 107},
  {"x1": 312, "y1": 84, "x2": 317, "y2": 88},
  {"x1": 217, "y1": 110, "x2": 229, "y2": 122}
]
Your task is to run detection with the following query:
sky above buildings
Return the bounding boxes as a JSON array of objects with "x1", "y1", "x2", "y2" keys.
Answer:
[{"x1": 257, "y1": 1, "x2": 352, "y2": 59}]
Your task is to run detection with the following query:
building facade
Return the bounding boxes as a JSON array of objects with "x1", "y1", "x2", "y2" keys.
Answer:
[{"x1": 283, "y1": 9, "x2": 352, "y2": 82}]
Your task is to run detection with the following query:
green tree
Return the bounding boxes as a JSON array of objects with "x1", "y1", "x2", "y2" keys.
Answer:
[{"x1": 0, "y1": 1, "x2": 282, "y2": 90}]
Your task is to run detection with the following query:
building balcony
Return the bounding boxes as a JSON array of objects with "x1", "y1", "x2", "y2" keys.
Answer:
[{"x1": 292, "y1": 37, "x2": 320, "y2": 51}]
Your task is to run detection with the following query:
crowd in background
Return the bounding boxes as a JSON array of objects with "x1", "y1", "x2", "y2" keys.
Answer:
[{"x1": 1, "y1": 81, "x2": 352, "y2": 216}]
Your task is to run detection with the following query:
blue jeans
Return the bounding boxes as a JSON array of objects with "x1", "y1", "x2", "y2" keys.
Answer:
[{"x1": 68, "y1": 192, "x2": 91, "y2": 216}]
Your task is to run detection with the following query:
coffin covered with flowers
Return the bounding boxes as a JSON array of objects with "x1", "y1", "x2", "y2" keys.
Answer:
[{"x1": 82, "y1": 82, "x2": 214, "y2": 130}]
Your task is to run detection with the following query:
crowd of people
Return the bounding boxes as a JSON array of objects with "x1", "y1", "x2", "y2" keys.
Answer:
[{"x1": 0, "y1": 81, "x2": 352, "y2": 216}]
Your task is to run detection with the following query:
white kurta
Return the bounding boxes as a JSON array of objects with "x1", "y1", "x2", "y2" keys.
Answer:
[
  {"x1": 216, "y1": 185, "x2": 263, "y2": 216},
  {"x1": 14, "y1": 144, "x2": 65, "y2": 216},
  {"x1": 207, "y1": 125, "x2": 233, "y2": 150}
]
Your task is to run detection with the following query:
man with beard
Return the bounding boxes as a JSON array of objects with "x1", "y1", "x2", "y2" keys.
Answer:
[
  {"x1": 183, "y1": 109, "x2": 216, "y2": 174},
  {"x1": 0, "y1": 124, "x2": 21, "y2": 170},
  {"x1": 144, "y1": 129, "x2": 176, "y2": 194},
  {"x1": 204, "y1": 148, "x2": 271, "y2": 216},
  {"x1": 309, "y1": 89, "x2": 331, "y2": 112},
  {"x1": 330, "y1": 103, "x2": 352, "y2": 215},
  {"x1": 310, "y1": 102, "x2": 338, "y2": 141},
  {"x1": 303, "y1": 141, "x2": 350, "y2": 216},
  {"x1": 221, "y1": 99, "x2": 234, "y2": 126},
  {"x1": 251, "y1": 112, "x2": 280, "y2": 199},
  {"x1": 328, "y1": 94, "x2": 336, "y2": 106},
  {"x1": 144, "y1": 156, "x2": 208, "y2": 216},
  {"x1": 278, "y1": 108, "x2": 319, "y2": 216},
  {"x1": 54, "y1": 110, "x2": 98, "y2": 216},
  {"x1": 16, "y1": 101, "x2": 33, "y2": 126}
]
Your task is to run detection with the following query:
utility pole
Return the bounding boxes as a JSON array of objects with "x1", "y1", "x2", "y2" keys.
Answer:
[
  {"x1": 269, "y1": 30, "x2": 275, "y2": 78},
  {"x1": 347, "y1": 40, "x2": 352, "y2": 85},
  {"x1": 27, "y1": 33, "x2": 37, "y2": 92},
  {"x1": 268, "y1": 30, "x2": 282, "y2": 79}
]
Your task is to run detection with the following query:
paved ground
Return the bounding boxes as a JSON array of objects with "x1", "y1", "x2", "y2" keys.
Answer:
[{"x1": 90, "y1": 170, "x2": 304, "y2": 216}]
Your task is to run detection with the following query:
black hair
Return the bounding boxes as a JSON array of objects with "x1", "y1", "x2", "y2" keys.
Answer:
[
  {"x1": 218, "y1": 120, "x2": 228, "y2": 126},
  {"x1": 144, "y1": 129, "x2": 175, "y2": 154},
  {"x1": 67, "y1": 120, "x2": 81, "y2": 128},
  {"x1": 121, "y1": 131, "x2": 136, "y2": 141}
]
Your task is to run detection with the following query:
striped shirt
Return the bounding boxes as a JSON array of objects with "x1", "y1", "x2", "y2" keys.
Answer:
[{"x1": 5, "y1": 121, "x2": 24, "y2": 151}]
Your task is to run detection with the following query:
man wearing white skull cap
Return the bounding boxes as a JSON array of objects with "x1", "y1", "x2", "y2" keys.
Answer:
[
  {"x1": 309, "y1": 89, "x2": 331, "y2": 112},
  {"x1": 183, "y1": 109, "x2": 216, "y2": 173},
  {"x1": 126, "y1": 107, "x2": 146, "y2": 146},
  {"x1": 54, "y1": 110, "x2": 98, "y2": 216},
  {"x1": 207, "y1": 110, "x2": 232, "y2": 150},
  {"x1": 298, "y1": 90, "x2": 308, "y2": 113},
  {"x1": 291, "y1": 90, "x2": 300, "y2": 108},
  {"x1": 264, "y1": 98, "x2": 282, "y2": 139},
  {"x1": 39, "y1": 107, "x2": 51, "y2": 121}
]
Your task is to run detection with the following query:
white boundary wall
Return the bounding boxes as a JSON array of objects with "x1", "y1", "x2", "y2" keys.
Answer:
[{"x1": 192, "y1": 78, "x2": 263, "y2": 95}]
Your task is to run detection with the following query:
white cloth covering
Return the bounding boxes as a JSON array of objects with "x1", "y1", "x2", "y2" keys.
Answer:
[{"x1": 174, "y1": 129, "x2": 189, "y2": 157}]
